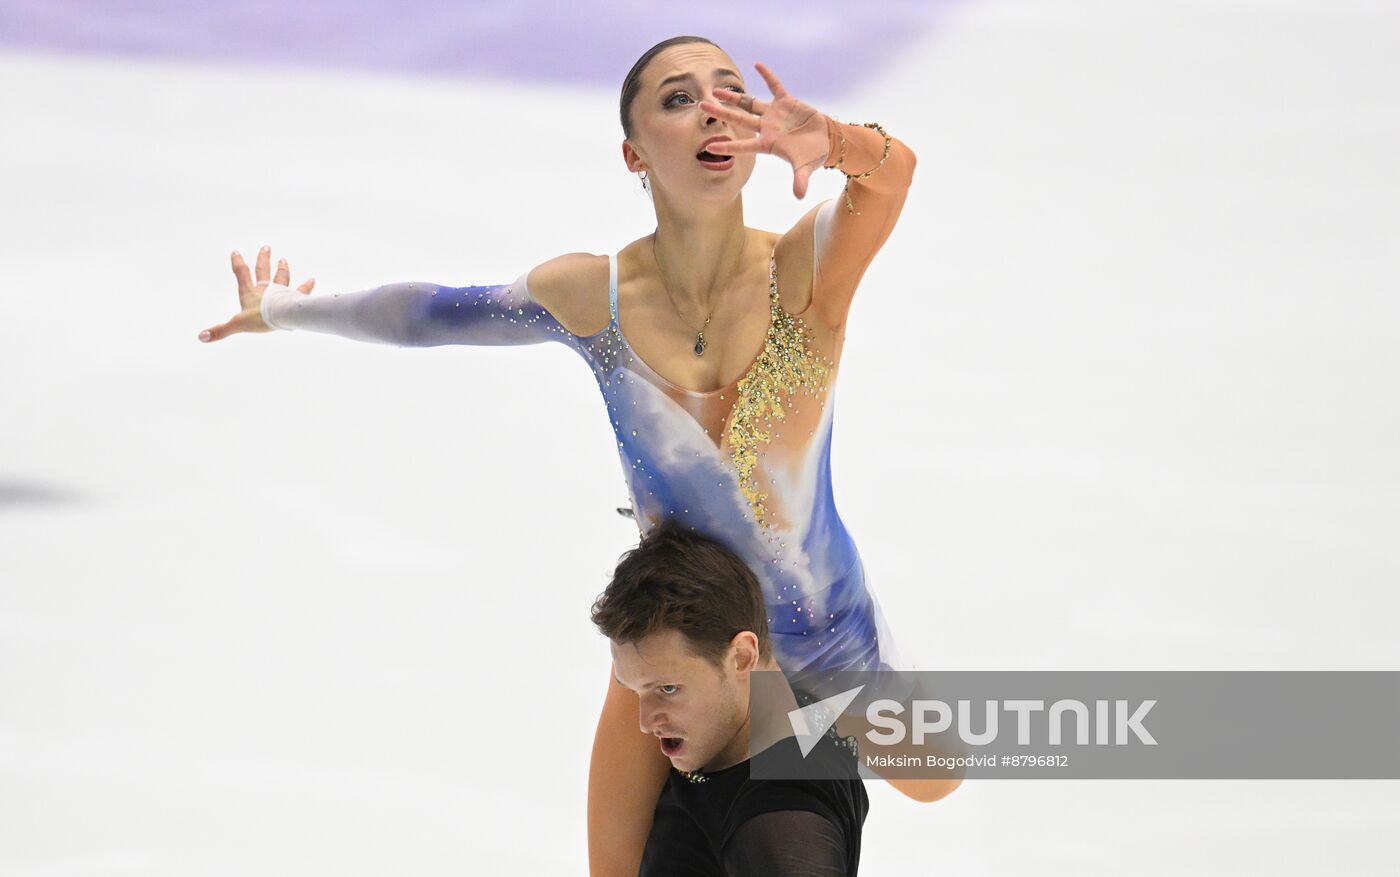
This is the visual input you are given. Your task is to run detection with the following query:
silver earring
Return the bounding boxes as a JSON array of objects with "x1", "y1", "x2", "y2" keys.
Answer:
[{"x1": 639, "y1": 170, "x2": 648, "y2": 192}]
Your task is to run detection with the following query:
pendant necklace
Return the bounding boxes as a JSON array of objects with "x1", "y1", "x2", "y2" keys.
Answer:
[{"x1": 651, "y1": 231, "x2": 747, "y2": 357}]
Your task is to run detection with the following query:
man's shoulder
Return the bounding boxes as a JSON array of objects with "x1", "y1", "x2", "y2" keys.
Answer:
[
  {"x1": 746, "y1": 727, "x2": 865, "y2": 783},
  {"x1": 728, "y1": 734, "x2": 866, "y2": 828}
]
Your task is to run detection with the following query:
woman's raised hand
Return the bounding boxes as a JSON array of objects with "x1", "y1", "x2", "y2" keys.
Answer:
[
  {"x1": 198, "y1": 245, "x2": 316, "y2": 342},
  {"x1": 699, "y1": 61, "x2": 832, "y2": 200}
]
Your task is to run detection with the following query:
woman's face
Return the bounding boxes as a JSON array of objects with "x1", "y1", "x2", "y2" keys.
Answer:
[{"x1": 627, "y1": 43, "x2": 758, "y2": 202}]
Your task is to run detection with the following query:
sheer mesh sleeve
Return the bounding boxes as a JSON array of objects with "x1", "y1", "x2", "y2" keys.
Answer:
[
  {"x1": 720, "y1": 809, "x2": 850, "y2": 877},
  {"x1": 258, "y1": 270, "x2": 577, "y2": 348},
  {"x1": 809, "y1": 115, "x2": 917, "y2": 328}
]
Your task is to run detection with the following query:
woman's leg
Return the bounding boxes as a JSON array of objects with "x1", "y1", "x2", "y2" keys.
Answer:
[
  {"x1": 588, "y1": 664, "x2": 672, "y2": 877},
  {"x1": 834, "y1": 708, "x2": 964, "y2": 803}
]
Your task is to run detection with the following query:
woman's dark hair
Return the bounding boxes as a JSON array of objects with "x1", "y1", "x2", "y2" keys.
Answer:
[
  {"x1": 591, "y1": 517, "x2": 773, "y2": 667},
  {"x1": 619, "y1": 35, "x2": 721, "y2": 140}
]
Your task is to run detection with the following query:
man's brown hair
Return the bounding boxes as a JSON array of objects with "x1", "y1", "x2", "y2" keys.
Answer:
[{"x1": 591, "y1": 517, "x2": 773, "y2": 666}]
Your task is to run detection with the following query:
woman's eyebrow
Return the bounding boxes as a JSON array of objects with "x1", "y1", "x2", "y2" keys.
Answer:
[{"x1": 656, "y1": 68, "x2": 742, "y2": 93}]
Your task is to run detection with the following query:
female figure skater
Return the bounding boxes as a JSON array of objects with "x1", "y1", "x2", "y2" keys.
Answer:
[{"x1": 199, "y1": 36, "x2": 957, "y2": 876}]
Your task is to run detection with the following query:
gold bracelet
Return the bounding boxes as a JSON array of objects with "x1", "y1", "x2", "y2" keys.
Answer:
[{"x1": 832, "y1": 121, "x2": 892, "y2": 215}]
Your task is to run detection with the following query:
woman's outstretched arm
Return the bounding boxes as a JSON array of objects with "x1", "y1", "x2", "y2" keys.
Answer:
[
  {"x1": 198, "y1": 245, "x2": 580, "y2": 348},
  {"x1": 258, "y1": 273, "x2": 568, "y2": 347}
]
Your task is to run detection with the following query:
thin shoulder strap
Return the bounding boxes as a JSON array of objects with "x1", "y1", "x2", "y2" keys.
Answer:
[
  {"x1": 608, "y1": 252, "x2": 619, "y2": 324},
  {"x1": 768, "y1": 242, "x2": 781, "y2": 302}
]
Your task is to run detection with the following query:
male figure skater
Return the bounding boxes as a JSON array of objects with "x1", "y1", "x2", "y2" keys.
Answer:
[{"x1": 590, "y1": 517, "x2": 868, "y2": 876}]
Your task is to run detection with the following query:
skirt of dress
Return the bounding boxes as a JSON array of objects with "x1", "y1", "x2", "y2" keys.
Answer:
[{"x1": 774, "y1": 552, "x2": 920, "y2": 714}]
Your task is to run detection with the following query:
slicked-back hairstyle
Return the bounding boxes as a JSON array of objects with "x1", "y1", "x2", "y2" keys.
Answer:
[
  {"x1": 619, "y1": 35, "x2": 720, "y2": 140},
  {"x1": 591, "y1": 517, "x2": 773, "y2": 667}
]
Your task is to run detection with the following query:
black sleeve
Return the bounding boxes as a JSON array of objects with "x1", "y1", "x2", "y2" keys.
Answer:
[{"x1": 720, "y1": 809, "x2": 849, "y2": 876}]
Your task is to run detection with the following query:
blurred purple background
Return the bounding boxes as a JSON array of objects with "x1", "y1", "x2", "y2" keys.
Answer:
[{"x1": 0, "y1": 0, "x2": 963, "y2": 97}]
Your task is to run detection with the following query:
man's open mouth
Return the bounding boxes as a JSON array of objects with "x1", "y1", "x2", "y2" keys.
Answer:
[{"x1": 660, "y1": 736, "x2": 684, "y2": 755}]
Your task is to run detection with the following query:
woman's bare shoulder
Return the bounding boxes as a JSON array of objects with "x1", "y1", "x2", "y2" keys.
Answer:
[
  {"x1": 525, "y1": 252, "x2": 612, "y2": 337},
  {"x1": 771, "y1": 212, "x2": 824, "y2": 321}
]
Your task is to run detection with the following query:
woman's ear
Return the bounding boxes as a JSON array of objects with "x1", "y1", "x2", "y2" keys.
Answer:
[{"x1": 622, "y1": 140, "x2": 646, "y2": 174}]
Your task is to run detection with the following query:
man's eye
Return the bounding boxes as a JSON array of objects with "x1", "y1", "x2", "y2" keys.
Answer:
[{"x1": 659, "y1": 684, "x2": 679, "y2": 695}]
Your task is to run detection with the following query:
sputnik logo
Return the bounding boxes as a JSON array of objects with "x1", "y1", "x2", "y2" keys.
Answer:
[{"x1": 787, "y1": 685, "x2": 865, "y2": 757}]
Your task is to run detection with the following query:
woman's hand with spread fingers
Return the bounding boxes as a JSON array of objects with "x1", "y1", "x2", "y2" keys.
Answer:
[
  {"x1": 699, "y1": 61, "x2": 831, "y2": 200},
  {"x1": 199, "y1": 245, "x2": 316, "y2": 342}
]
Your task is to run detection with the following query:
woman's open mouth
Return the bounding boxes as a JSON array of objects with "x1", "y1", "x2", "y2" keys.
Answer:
[
  {"x1": 696, "y1": 150, "x2": 734, "y2": 170},
  {"x1": 660, "y1": 736, "x2": 685, "y2": 756}
]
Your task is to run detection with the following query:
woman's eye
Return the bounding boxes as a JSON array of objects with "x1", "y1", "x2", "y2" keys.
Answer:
[
  {"x1": 659, "y1": 684, "x2": 679, "y2": 695},
  {"x1": 665, "y1": 86, "x2": 744, "y2": 108}
]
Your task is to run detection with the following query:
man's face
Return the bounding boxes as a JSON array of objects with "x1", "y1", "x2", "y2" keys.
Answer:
[{"x1": 611, "y1": 628, "x2": 749, "y2": 774}]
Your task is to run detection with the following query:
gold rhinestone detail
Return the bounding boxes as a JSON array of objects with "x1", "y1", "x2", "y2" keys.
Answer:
[{"x1": 725, "y1": 258, "x2": 833, "y2": 529}]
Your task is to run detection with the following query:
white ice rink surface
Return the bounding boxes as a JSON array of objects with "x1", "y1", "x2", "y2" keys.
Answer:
[{"x1": 3, "y1": 0, "x2": 1398, "y2": 873}]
